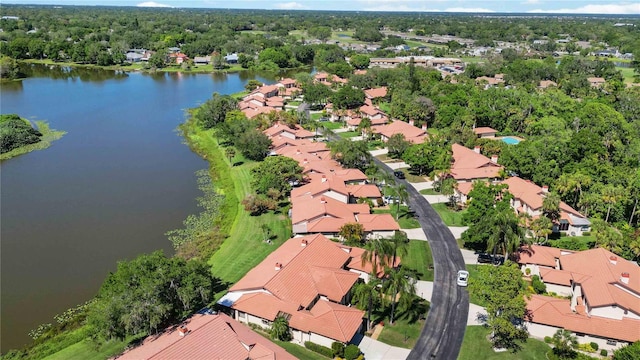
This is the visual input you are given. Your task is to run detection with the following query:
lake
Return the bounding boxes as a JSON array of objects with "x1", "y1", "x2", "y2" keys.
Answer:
[{"x1": 0, "y1": 65, "x2": 277, "y2": 352}]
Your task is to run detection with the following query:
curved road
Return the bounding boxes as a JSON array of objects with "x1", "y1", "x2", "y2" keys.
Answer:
[{"x1": 374, "y1": 158, "x2": 469, "y2": 360}]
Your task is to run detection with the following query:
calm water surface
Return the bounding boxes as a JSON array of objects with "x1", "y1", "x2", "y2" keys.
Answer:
[{"x1": 0, "y1": 66, "x2": 274, "y2": 352}]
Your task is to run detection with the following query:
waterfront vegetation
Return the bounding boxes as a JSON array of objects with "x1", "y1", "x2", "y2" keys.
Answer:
[{"x1": 0, "y1": 115, "x2": 66, "y2": 161}]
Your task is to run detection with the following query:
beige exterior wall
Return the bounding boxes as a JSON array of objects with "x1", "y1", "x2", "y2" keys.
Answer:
[
  {"x1": 545, "y1": 283, "x2": 572, "y2": 297},
  {"x1": 368, "y1": 230, "x2": 395, "y2": 239},
  {"x1": 293, "y1": 222, "x2": 307, "y2": 234},
  {"x1": 324, "y1": 190, "x2": 349, "y2": 203},
  {"x1": 309, "y1": 332, "x2": 337, "y2": 348}
]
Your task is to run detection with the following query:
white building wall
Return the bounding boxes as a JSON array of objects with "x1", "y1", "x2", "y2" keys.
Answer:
[
  {"x1": 589, "y1": 306, "x2": 629, "y2": 320},
  {"x1": 350, "y1": 269, "x2": 370, "y2": 283},
  {"x1": 544, "y1": 283, "x2": 572, "y2": 297},
  {"x1": 309, "y1": 332, "x2": 337, "y2": 348},
  {"x1": 527, "y1": 322, "x2": 628, "y2": 353},
  {"x1": 521, "y1": 264, "x2": 540, "y2": 277},
  {"x1": 368, "y1": 230, "x2": 395, "y2": 239}
]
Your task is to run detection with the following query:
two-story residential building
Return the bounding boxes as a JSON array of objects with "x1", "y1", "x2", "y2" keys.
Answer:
[
  {"x1": 501, "y1": 176, "x2": 591, "y2": 236},
  {"x1": 517, "y1": 245, "x2": 640, "y2": 352}
]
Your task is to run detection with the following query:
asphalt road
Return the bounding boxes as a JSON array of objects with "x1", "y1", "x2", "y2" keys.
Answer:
[
  {"x1": 322, "y1": 128, "x2": 469, "y2": 359},
  {"x1": 374, "y1": 159, "x2": 469, "y2": 360}
]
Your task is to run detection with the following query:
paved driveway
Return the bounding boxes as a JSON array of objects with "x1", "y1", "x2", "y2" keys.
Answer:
[
  {"x1": 356, "y1": 335, "x2": 411, "y2": 360},
  {"x1": 402, "y1": 228, "x2": 428, "y2": 241}
]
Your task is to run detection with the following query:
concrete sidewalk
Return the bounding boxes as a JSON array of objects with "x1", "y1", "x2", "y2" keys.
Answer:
[
  {"x1": 467, "y1": 304, "x2": 488, "y2": 325},
  {"x1": 415, "y1": 280, "x2": 434, "y2": 302},
  {"x1": 422, "y1": 194, "x2": 450, "y2": 203},
  {"x1": 402, "y1": 228, "x2": 428, "y2": 241},
  {"x1": 409, "y1": 181, "x2": 434, "y2": 191},
  {"x1": 448, "y1": 226, "x2": 468, "y2": 240},
  {"x1": 369, "y1": 148, "x2": 389, "y2": 156}
]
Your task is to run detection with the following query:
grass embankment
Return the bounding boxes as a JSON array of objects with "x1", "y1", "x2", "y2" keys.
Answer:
[
  {"x1": 431, "y1": 203, "x2": 468, "y2": 227},
  {"x1": 41, "y1": 335, "x2": 142, "y2": 360},
  {"x1": 180, "y1": 117, "x2": 291, "y2": 286},
  {"x1": 1, "y1": 121, "x2": 66, "y2": 161},
  {"x1": 458, "y1": 326, "x2": 551, "y2": 360},
  {"x1": 617, "y1": 66, "x2": 637, "y2": 84}
]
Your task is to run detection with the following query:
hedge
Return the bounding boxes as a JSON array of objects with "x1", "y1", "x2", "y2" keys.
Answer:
[{"x1": 304, "y1": 341, "x2": 333, "y2": 358}]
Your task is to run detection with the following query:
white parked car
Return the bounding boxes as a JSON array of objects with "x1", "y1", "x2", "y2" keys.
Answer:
[{"x1": 457, "y1": 270, "x2": 469, "y2": 287}]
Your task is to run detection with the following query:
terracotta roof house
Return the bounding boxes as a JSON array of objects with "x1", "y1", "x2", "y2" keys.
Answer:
[
  {"x1": 292, "y1": 173, "x2": 381, "y2": 204},
  {"x1": 364, "y1": 87, "x2": 388, "y2": 100},
  {"x1": 291, "y1": 195, "x2": 370, "y2": 236},
  {"x1": 453, "y1": 181, "x2": 475, "y2": 204},
  {"x1": 373, "y1": 120, "x2": 428, "y2": 144},
  {"x1": 218, "y1": 234, "x2": 379, "y2": 347},
  {"x1": 473, "y1": 127, "x2": 497, "y2": 138},
  {"x1": 517, "y1": 246, "x2": 640, "y2": 351},
  {"x1": 314, "y1": 72, "x2": 330, "y2": 84},
  {"x1": 263, "y1": 122, "x2": 315, "y2": 140},
  {"x1": 450, "y1": 144, "x2": 503, "y2": 182},
  {"x1": 251, "y1": 84, "x2": 280, "y2": 98},
  {"x1": 119, "y1": 312, "x2": 296, "y2": 360},
  {"x1": 587, "y1": 77, "x2": 606, "y2": 88},
  {"x1": 501, "y1": 176, "x2": 591, "y2": 236},
  {"x1": 538, "y1": 80, "x2": 558, "y2": 89},
  {"x1": 359, "y1": 105, "x2": 386, "y2": 120},
  {"x1": 475, "y1": 75, "x2": 504, "y2": 88}
]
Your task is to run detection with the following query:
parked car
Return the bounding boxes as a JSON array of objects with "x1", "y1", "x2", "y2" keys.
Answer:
[
  {"x1": 393, "y1": 171, "x2": 405, "y2": 179},
  {"x1": 383, "y1": 195, "x2": 400, "y2": 205},
  {"x1": 477, "y1": 253, "x2": 494, "y2": 263},
  {"x1": 477, "y1": 253, "x2": 504, "y2": 265},
  {"x1": 457, "y1": 270, "x2": 469, "y2": 287}
]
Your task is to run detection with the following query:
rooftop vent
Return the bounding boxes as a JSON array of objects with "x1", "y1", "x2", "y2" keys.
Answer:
[
  {"x1": 301, "y1": 239, "x2": 308, "y2": 247},
  {"x1": 621, "y1": 272, "x2": 630, "y2": 285},
  {"x1": 610, "y1": 256, "x2": 618, "y2": 265},
  {"x1": 473, "y1": 146, "x2": 481, "y2": 154},
  {"x1": 178, "y1": 326, "x2": 188, "y2": 337},
  {"x1": 275, "y1": 262, "x2": 282, "y2": 271}
]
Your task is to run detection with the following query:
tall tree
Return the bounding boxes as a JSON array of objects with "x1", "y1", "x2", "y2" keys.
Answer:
[
  {"x1": 270, "y1": 316, "x2": 292, "y2": 341},
  {"x1": 362, "y1": 237, "x2": 392, "y2": 275},
  {"x1": 382, "y1": 267, "x2": 416, "y2": 325},
  {"x1": 352, "y1": 277, "x2": 382, "y2": 332}
]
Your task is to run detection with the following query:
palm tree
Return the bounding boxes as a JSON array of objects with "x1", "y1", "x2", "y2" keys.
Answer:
[
  {"x1": 530, "y1": 216, "x2": 553, "y2": 245},
  {"x1": 352, "y1": 277, "x2": 381, "y2": 332},
  {"x1": 383, "y1": 267, "x2": 416, "y2": 325},
  {"x1": 389, "y1": 231, "x2": 409, "y2": 268},
  {"x1": 362, "y1": 237, "x2": 392, "y2": 276},
  {"x1": 601, "y1": 184, "x2": 624, "y2": 223},
  {"x1": 486, "y1": 208, "x2": 524, "y2": 260},
  {"x1": 391, "y1": 184, "x2": 409, "y2": 220},
  {"x1": 542, "y1": 191, "x2": 561, "y2": 223},
  {"x1": 551, "y1": 329, "x2": 577, "y2": 359},
  {"x1": 270, "y1": 315, "x2": 292, "y2": 341}
]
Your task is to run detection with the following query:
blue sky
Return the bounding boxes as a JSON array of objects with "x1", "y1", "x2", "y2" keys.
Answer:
[{"x1": 4, "y1": 0, "x2": 640, "y2": 14}]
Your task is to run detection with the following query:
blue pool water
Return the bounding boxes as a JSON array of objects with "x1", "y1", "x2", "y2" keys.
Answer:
[{"x1": 502, "y1": 137, "x2": 521, "y2": 145}]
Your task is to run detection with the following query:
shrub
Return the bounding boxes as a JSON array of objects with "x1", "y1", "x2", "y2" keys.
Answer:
[
  {"x1": 304, "y1": 342, "x2": 333, "y2": 358},
  {"x1": 544, "y1": 336, "x2": 553, "y2": 343},
  {"x1": 531, "y1": 275, "x2": 547, "y2": 294},
  {"x1": 525, "y1": 268, "x2": 531, "y2": 275},
  {"x1": 344, "y1": 344, "x2": 362, "y2": 360},
  {"x1": 600, "y1": 349, "x2": 608, "y2": 357},
  {"x1": 332, "y1": 342, "x2": 345, "y2": 358},
  {"x1": 590, "y1": 342, "x2": 598, "y2": 351},
  {"x1": 242, "y1": 194, "x2": 277, "y2": 215},
  {"x1": 582, "y1": 231, "x2": 591, "y2": 236}
]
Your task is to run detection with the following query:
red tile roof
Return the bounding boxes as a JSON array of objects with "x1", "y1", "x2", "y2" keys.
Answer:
[
  {"x1": 472, "y1": 127, "x2": 497, "y2": 135},
  {"x1": 263, "y1": 122, "x2": 315, "y2": 139},
  {"x1": 227, "y1": 235, "x2": 368, "y2": 342},
  {"x1": 347, "y1": 184, "x2": 382, "y2": 198},
  {"x1": 291, "y1": 194, "x2": 368, "y2": 225},
  {"x1": 364, "y1": 87, "x2": 388, "y2": 99},
  {"x1": 527, "y1": 295, "x2": 640, "y2": 343},
  {"x1": 373, "y1": 120, "x2": 427, "y2": 144},
  {"x1": 119, "y1": 313, "x2": 296, "y2": 360},
  {"x1": 356, "y1": 213, "x2": 400, "y2": 232},
  {"x1": 450, "y1": 144, "x2": 502, "y2": 181}
]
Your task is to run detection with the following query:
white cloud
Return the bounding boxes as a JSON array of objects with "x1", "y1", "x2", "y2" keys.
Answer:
[
  {"x1": 528, "y1": 3, "x2": 640, "y2": 14},
  {"x1": 523, "y1": 0, "x2": 540, "y2": 4},
  {"x1": 137, "y1": 1, "x2": 172, "y2": 7},
  {"x1": 275, "y1": 2, "x2": 307, "y2": 9}
]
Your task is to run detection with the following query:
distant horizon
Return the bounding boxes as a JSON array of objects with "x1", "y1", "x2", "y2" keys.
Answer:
[{"x1": 3, "y1": 1, "x2": 640, "y2": 15}]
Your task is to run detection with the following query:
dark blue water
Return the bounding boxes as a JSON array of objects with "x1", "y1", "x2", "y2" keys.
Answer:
[{"x1": 0, "y1": 67, "x2": 274, "y2": 352}]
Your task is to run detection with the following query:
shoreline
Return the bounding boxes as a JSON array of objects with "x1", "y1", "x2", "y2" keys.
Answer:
[{"x1": 0, "y1": 121, "x2": 66, "y2": 161}]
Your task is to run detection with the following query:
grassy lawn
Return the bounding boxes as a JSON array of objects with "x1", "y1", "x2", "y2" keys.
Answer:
[
  {"x1": 617, "y1": 66, "x2": 637, "y2": 84},
  {"x1": 42, "y1": 338, "x2": 132, "y2": 360},
  {"x1": 431, "y1": 203, "x2": 468, "y2": 226},
  {"x1": 321, "y1": 121, "x2": 343, "y2": 130},
  {"x1": 396, "y1": 168, "x2": 427, "y2": 183},
  {"x1": 373, "y1": 206, "x2": 421, "y2": 229},
  {"x1": 338, "y1": 130, "x2": 360, "y2": 138},
  {"x1": 208, "y1": 160, "x2": 292, "y2": 285},
  {"x1": 288, "y1": 100, "x2": 301, "y2": 106},
  {"x1": 375, "y1": 297, "x2": 430, "y2": 349},
  {"x1": 461, "y1": 57, "x2": 487, "y2": 64},
  {"x1": 548, "y1": 235, "x2": 595, "y2": 251},
  {"x1": 405, "y1": 39, "x2": 427, "y2": 48},
  {"x1": 402, "y1": 240, "x2": 434, "y2": 281},
  {"x1": 419, "y1": 188, "x2": 440, "y2": 195},
  {"x1": 458, "y1": 326, "x2": 551, "y2": 360}
]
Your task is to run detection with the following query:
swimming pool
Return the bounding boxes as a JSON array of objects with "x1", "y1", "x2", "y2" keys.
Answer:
[{"x1": 502, "y1": 137, "x2": 521, "y2": 145}]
